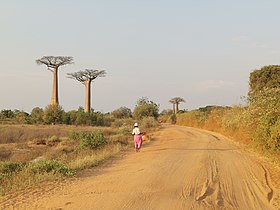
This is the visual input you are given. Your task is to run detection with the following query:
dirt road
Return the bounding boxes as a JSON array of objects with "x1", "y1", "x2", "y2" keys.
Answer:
[{"x1": 2, "y1": 125, "x2": 280, "y2": 209}]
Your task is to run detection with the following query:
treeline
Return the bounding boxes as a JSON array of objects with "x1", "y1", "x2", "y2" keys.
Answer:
[
  {"x1": 161, "y1": 65, "x2": 280, "y2": 154},
  {"x1": 0, "y1": 97, "x2": 160, "y2": 126}
]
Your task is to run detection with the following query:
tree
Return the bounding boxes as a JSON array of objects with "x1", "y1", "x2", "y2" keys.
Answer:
[
  {"x1": 133, "y1": 97, "x2": 159, "y2": 120},
  {"x1": 30, "y1": 107, "x2": 44, "y2": 124},
  {"x1": 43, "y1": 104, "x2": 64, "y2": 125},
  {"x1": 36, "y1": 56, "x2": 74, "y2": 106},
  {"x1": 15, "y1": 111, "x2": 29, "y2": 124},
  {"x1": 111, "y1": 107, "x2": 132, "y2": 119},
  {"x1": 249, "y1": 65, "x2": 280, "y2": 100},
  {"x1": 67, "y1": 69, "x2": 106, "y2": 113},
  {"x1": 169, "y1": 97, "x2": 185, "y2": 114},
  {"x1": 1, "y1": 109, "x2": 15, "y2": 118},
  {"x1": 169, "y1": 99, "x2": 176, "y2": 114}
]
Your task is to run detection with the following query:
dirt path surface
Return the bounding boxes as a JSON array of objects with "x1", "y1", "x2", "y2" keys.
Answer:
[{"x1": 1, "y1": 125, "x2": 280, "y2": 210}]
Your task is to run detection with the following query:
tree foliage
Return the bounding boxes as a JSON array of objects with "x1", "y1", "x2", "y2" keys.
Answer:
[
  {"x1": 1, "y1": 110, "x2": 14, "y2": 118},
  {"x1": 111, "y1": 107, "x2": 132, "y2": 119},
  {"x1": 133, "y1": 97, "x2": 159, "y2": 120},
  {"x1": 43, "y1": 104, "x2": 64, "y2": 125},
  {"x1": 67, "y1": 69, "x2": 106, "y2": 84},
  {"x1": 36, "y1": 56, "x2": 74, "y2": 70},
  {"x1": 30, "y1": 107, "x2": 44, "y2": 124},
  {"x1": 249, "y1": 65, "x2": 280, "y2": 99}
]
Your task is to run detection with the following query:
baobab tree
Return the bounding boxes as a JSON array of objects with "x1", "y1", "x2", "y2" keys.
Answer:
[
  {"x1": 169, "y1": 97, "x2": 185, "y2": 114},
  {"x1": 36, "y1": 56, "x2": 73, "y2": 106},
  {"x1": 67, "y1": 69, "x2": 106, "y2": 113},
  {"x1": 169, "y1": 98, "x2": 176, "y2": 114}
]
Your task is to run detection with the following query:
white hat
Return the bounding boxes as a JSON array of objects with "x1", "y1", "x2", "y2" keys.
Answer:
[{"x1": 134, "y1": 123, "x2": 138, "y2": 127}]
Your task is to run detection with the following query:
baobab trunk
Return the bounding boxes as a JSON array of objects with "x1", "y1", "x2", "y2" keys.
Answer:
[
  {"x1": 175, "y1": 103, "x2": 179, "y2": 114},
  {"x1": 51, "y1": 67, "x2": 59, "y2": 105},
  {"x1": 173, "y1": 104, "x2": 175, "y2": 114},
  {"x1": 85, "y1": 80, "x2": 91, "y2": 113}
]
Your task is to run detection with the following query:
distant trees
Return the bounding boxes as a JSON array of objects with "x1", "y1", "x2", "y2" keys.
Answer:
[
  {"x1": 169, "y1": 97, "x2": 185, "y2": 114},
  {"x1": 36, "y1": 56, "x2": 108, "y2": 119},
  {"x1": 36, "y1": 56, "x2": 74, "y2": 106},
  {"x1": 1, "y1": 109, "x2": 15, "y2": 118},
  {"x1": 67, "y1": 69, "x2": 106, "y2": 113}
]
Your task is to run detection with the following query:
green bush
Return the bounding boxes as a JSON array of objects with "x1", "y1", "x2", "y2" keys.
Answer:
[
  {"x1": 133, "y1": 97, "x2": 159, "y2": 120},
  {"x1": 29, "y1": 160, "x2": 75, "y2": 176},
  {"x1": 0, "y1": 162, "x2": 24, "y2": 178},
  {"x1": 67, "y1": 130, "x2": 81, "y2": 141},
  {"x1": 43, "y1": 104, "x2": 64, "y2": 125},
  {"x1": 111, "y1": 107, "x2": 132, "y2": 119},
  {"x1": 77, "y1": 131, "x2": 107, "y2": 150}
]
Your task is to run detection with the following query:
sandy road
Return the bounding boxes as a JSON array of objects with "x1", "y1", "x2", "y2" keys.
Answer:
[{"x1": 2, "y1": 125, "x2": 279, "y2": 210}]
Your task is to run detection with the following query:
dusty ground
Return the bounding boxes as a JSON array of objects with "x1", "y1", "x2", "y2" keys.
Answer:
[{"x1": 1, "y1": 125, "x2": 280, "y2": 210}]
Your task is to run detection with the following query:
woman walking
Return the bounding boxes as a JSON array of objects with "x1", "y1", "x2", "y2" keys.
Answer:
[{"x1": 132, "y1": 123, "x2": 142, "y2": 152}]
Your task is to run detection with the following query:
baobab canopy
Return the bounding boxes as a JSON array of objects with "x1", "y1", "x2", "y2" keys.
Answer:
[
  {"x1": 67, "y1": 69, "x2": 106, "y2": 113},
  {"x1": 36, "y1": 56, "x2": 74, "y2": 71},
  {"x1": 67, "y1": 69, "x2": 106, "y2": 84}
]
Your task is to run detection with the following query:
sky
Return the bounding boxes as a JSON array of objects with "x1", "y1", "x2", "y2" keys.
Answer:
[{"x1": 0, "y1": 0, "x2": 280, "y2": 113}]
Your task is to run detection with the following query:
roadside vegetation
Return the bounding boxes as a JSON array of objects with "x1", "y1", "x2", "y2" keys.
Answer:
[
  {"x1": 0, "y1": 97, "x2": 160, "y2": 195},
  {"x1": 160, "y1": 65, "x2": 280, "y2": 160}
]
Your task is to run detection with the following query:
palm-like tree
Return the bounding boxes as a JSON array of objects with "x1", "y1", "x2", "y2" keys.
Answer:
[
  {"x1": 67, "y1": 69, "x2": 106, "y2": 112},
  {"x1": 36, "y1": 56, "x2": 73, "y2": 105},
  {"x1": 169, "y1": 97, "x2": 185, "y2": 114}
]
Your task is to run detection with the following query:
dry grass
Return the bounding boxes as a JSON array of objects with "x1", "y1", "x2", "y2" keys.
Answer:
[
  {"x1": 68, "y1": 143, "x2": 126, "y2": 170},
  {"x1": 0, "y1": 124, "x2": 116, "y2": 144},
  {"x1": 0, "y1": 122, "x2": 153, "y2": 195},
  {"x1": 0, "y1": 169, "x2": 61, "y2": 195}
]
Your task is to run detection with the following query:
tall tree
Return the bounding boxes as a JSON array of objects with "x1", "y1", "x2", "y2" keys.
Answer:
[
  {"x1": 169, "y1": 97, "x2": 185, "y2": 114},
  {"x1": 249, "y1": 65, "x2": 280, "y2": 100},
  {"x1": 36, "y1": 56, "x2": 73, "y2": 105},
  {"x1": 67, "y1": 69, "x2": 106, "y2": 113}
]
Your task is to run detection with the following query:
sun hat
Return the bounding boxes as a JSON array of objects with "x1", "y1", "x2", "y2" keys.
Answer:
[{"x1": 134, "y1": 123, "x2": 138, "y2": 127}]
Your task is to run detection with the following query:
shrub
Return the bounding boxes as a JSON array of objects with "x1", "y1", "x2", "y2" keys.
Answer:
[
  {"x1": 133, "y1": 97, "x2": 159, "y2": 120},
  {"x1": 140, "y1": 117, "x2": 159, "y2": 130},
  {"x1": 77, "y1": 131, "x2": 107, "y2": 150},
  {"x1": 28, "y1": 160, "x2": 75, "y2": 176},
  {"x1": 30, "y1": 107, "x2": 44, "y2": 124},
  {"x1": 0, "y1": 162, "x2": 24, "y2": 178},
  {"x1": 159, "y1": 109, "x2": 176, "y2": 124},
  {"x1": 43, "y1": 104, "x2": 64, "y2": 125},
  {"x1": 111, "y1": 107, "x2": 132, "y2": 119}
]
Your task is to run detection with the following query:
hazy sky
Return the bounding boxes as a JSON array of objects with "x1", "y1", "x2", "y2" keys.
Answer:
[{"x1": 0, "y1": 0, "x2": 279, "y2": 113}]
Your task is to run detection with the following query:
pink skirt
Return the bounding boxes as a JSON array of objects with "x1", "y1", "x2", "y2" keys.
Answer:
[{"x1": 134, "y1": 134, "x2": 142, "y2": 149}]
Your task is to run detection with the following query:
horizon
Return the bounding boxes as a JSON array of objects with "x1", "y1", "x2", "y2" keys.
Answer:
[{"x1": 1, "y1": 1, "x2": 279, "y2": 113}]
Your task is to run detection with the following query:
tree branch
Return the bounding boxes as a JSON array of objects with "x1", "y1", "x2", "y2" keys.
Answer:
[
  {"x1": 67, "y1": 69, "x2": 106, "y2": 84},
  {"x1": 36, "y1": 56, "x2": 74, "y2": 70}
]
